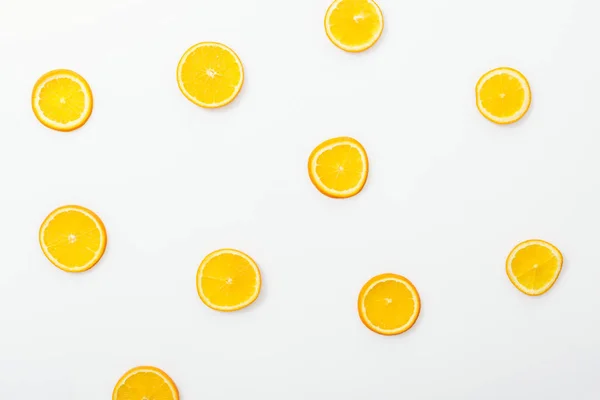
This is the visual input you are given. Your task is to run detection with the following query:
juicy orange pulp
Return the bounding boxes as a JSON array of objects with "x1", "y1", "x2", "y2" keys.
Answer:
[
  {"x1": 32, "y1": 69, "x2": 93, "y2": 131},
  {"x1": 39, "y1": 206, "x2": 106, "y2": 272},
  {"x1": 358, "y1": 273, "x2": 421, "y2": 335},
  {"x1": 177, "y1": 42, "x2": 244, "y2": 108},
  {"x1": 113, "y1": 366, "x2": 179, "y2": 400},
  {"x1": 308, "y1": 137, "x2": 368, "y2": 198},
  {"x1": 197, "y1": 249, "x2": 261, "y2": 311},
  {"x1": 506, "y1": 240, "x2": 563, "y2": 296},
  {"x1": 325, "y1": 0, "x2": 384, "y2": 52}
]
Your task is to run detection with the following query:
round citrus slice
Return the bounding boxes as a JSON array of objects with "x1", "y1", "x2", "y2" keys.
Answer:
[
  {"x1": 506, "y1": 239, "x2": 563, "y2": 296},
  {"x1": 358, "y1": 273, "x2": 421, "y2": 336},
  {"x1": 476, "y1": 67, "x2": 531, "y2": 124},
  {"x1": 196, "y1": 249, "x2": 261, "y2": 311},
  {"x1": 113, "y1": 366, "x2": 179, "y2": 400},
  {"x1": 308, "y1": 136, "x2": 368, "y2": 198},
  {"x1": 32, "y1": 69, "x2": 93, "y2": 132},
  {"x1": 325, "y1": 0, "x2": 384, "y2": 52},
  {"x1": 177, "y1": 42, "x2": 244, "y2": 108},
  {"x1": 39, "y1": 205, "x2": 107, "y2": 273}
]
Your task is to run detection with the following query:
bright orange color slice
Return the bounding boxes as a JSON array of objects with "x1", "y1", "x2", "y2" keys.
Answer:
[
  {"x1": 325, "y1": 0, "x2": 384, "y2": 52},
  {"x1": 32, "y1": 69, "x2": 93, "y2": 132},
  {"x1": 196, "y1": 249, "x2": 261, "y2": 311},
  {"x1": 112, "y1": 366, "x2": 179, "y2": 400},
  {"x1": 476, "y1": 67, "x2": 531, "y2": 124},
  {"x1": 308, "y1": 136, "x2": 368, "y2": 198},
  {"x1": 506, "y1": 239, "x2": 563, "y2": 296},
  {"x1": 39, "y1": 205, "x2": 107, "y2": 273},
  {"x1": 358, "y1": 273, "x2": 421, "y2": 336},
  {"x1": 177, "y1": 42, "x2": 244, "y2": 108}
]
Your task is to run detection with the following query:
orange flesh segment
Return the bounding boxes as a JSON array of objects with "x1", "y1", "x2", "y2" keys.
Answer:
[
  {"x1": 178, "y1": 44, "x2": 242, "y2": 107},
  {"x1": 200, "y1": 252, "x2": 259, "y2": 308},
  {"x1": 479, "y1": 73, "x2": 525, "y2": 118},
  {"x1": 315, "y1": 144, "x2": 364, "y2": 192},
  {"x1": 510, "y1": 244, "x2": 560, "y2": 292},
  {"x1": 328, "y1": 0, "x2": 382, "y2": 49},
  {"x1": 40, "y1": 207, "x2": 105, "y2": 272},
  {"x1": 38, "y1": 77, "x2": 86, "y2": 123},
  {"x1": 364, "y1": 279, "x2": 416, "y2": 331}
]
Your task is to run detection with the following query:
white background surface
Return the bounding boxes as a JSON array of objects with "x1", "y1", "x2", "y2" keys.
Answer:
[{"x1": 0, "y1": 0, "x2": 599, "y2": 398}]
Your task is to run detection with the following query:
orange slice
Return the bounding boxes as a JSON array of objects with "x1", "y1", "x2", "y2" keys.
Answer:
[
  {"x1": 358, "y1": 273, "x2": 421, "y2": 336},
  {"x1": 476, "y1": 67, "x2": 531, "y2": 124},
  {"x1": 39, "y1": 205, "x2": 107, "y2": 273},
  {"x1": 177, "y1": 42, "x2": 244, "y2": 108},
  {"x1": 113, "y1": 366, "x2": 179, "y2": 400},
  {"x1": 32, "y1": 69, "x2": 93, "y2": 131},
  {"x1": 325, "y1": 0, "x2": 384, "y2": 52},
  {"x1": 506, "y1": 239, "x2": 563, "y2": 296},
  {"x1": 308, "y1": 136, "x2": 368, "y2": 198},
  {"x1": 196, "y1": 249, "x2": 261, "y2": 311}
]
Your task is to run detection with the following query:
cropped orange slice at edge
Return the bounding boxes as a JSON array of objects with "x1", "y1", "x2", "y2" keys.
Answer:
[
  {"x1": 113, "y1": 366, "x2": 179, "y2": 400},
  {"x1": 358, "y1": 273, "x2": 421, "y2": 335},
  {"x1": 506, "y1": 239, "x2": 563, "y2": 296},
  {"x1": 196, "y1": 249, "x2": 261, "y2": 311},
  {"x1": 32, "y1": 69, "x2": 93, "y2": 132},
  {"x1": 39, "y1": 205, "x2": 106, "y2": 273},
  {"x1": 308, "y1": 136, "x2": 368, "y2": 198},
  {"x1": 476, "y1": 67, "x2": 531, "y2": 124},
  {"x1": 177, "y1": 42, "x2": 244, "y2": 108},
  {"x1": 325, "y1": 0, "x2": 384, "y2": 52}
]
